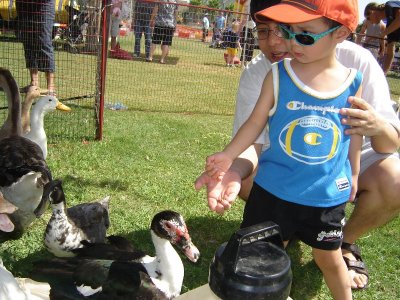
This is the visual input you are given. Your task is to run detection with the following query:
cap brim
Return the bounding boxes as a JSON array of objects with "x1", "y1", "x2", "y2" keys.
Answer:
[{"x1": 255, "y1": 3, "x2": 322, "y2": 24}]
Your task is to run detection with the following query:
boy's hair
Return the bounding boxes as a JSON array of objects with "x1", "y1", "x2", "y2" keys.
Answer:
[{"x1": 255, "y1": 0, "x2": 358, "y2": 32}]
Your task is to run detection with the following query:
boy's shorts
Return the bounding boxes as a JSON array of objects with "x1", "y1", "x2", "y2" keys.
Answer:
[
  {"x1": 242, "y1": 183, "x2": 346, "y2": 251},
  {"x1": 227, "y1": 47, "x2": 238, "y2": 56}
]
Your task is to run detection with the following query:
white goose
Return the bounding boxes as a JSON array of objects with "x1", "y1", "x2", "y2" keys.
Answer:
[
  {"x1": 23, "y1": 95, "x2": 71, "y2": 159},
  {"x1": 0, "y1": 68, "x2": 52, "y2": 235},
  {"x1": 31, "y1": 210, "x2": 200, "y2": 299}
]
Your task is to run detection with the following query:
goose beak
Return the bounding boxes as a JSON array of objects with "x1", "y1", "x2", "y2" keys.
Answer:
[{"x1": 56, "y1": 101, "x2": 71, "y2": 112}]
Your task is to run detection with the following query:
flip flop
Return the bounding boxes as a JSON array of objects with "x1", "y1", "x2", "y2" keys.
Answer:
[{"x1": 341, "y1": 242, "x2": 369, "y2": 290}]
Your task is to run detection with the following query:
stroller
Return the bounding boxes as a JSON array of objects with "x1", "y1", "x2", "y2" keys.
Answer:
[
  {"x1": 53, "y1": 4, "x2": 89, "y2": 53},
  {"x1": 210, "y1": 27, "x2": 225, "y2": 48}
]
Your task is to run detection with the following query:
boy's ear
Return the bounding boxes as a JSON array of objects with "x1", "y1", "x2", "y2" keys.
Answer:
[{"x1": 335, "y1": 26, "x2": 352, "y2": 42}]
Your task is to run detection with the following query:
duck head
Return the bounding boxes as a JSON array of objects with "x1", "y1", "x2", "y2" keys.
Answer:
[
  {"x1": 34, "y1": 95, "x2": 71, "y2": 114},
  {"x1": 43, "y1": 179, "x2": 66, "y2": 206},
  {"x1": 151, "y1": 210, "x2": 200, "y2": 263}
]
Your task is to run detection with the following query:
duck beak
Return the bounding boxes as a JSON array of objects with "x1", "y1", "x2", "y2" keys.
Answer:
[
  {"x1": 181, "y1": 240, "x2": 200, "y2": 263},
  {"x1": 56, "y1": 101, "x2": 71, "y2": 112}
]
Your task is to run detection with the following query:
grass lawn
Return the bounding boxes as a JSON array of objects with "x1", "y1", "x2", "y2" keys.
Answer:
[{"x1": 0, "y1": 109, "x2": 399, "y2": 300}]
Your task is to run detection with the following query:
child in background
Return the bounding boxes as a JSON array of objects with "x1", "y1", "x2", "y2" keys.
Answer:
[
  {"x1": 205, "y1": 1, "x2": 362, "y2": 299},
  {"x1": 223, "y1": 20, "x2": 241, "y2": 67},
  {"x1": 109, "y1": 0, "x2": 132, "y2": 60}
]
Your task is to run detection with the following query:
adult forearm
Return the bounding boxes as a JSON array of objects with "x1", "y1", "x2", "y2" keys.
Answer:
[
  {"x1": 370, "y1": 121, "x2": 400, "y2": 153},
  {"x1": 229, "y1": 144, "x2": 261, "y2": 180}
]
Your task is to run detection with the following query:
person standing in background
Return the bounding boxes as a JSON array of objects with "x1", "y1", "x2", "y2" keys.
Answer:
[
  {"x1": 224, "y1": 19, "x2": 241, "y2": 67},
  {"x1": 202, "y1": 13, "x2": 210, "y2": 42},
  {"x1": 365, "y1": 1, "x2": 400, "y2": 74},
  {"x1": 16, "y1": 0, "x2": 56, "y2": 95},
  {"x1": 133, "y1": 0, "x2": 155, "y2": 61},
  {"x1": 356, "y1": 6, "x2": 386, "y2": 61},
  {"x1": 211, "y1": 11, "x2": 226, "y2": 48},
  {"x1": 149, "y1": 0, "x2": 178, "y2": 64}
]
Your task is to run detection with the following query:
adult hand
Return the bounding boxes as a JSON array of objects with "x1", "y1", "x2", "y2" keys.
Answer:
[
  {"x1": 340, "y1": 96, "x2": 387, "y2": 137},
  {"x1": 194, "y1": 169, "x2": 241, "y2": 215}
]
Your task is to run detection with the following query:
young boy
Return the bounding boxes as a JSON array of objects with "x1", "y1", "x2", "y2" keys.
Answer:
[
  {"x1": 205, "y1": 1, "x2": 361, "y2": 299},
  {"x1": 224, "y1": 20, "x2": 242, "y2": 67}
]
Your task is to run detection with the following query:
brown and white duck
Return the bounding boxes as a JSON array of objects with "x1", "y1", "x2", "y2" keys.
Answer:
[
  {"x1": 31, "y1": 210, "x2": 200, "y2": 299},
  {"x1": 43, "y1": 179, "x2": 111, "y2": 257},
  {"x1": 0, "y1": 68, "x2": 52, "y2": 235}
]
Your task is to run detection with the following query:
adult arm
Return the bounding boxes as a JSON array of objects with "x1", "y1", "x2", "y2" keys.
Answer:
[
  {"x1": 149, "y1": 4, "x2": 158, "y2": 27},
  {"x1": 337, "y1": 41, "x2": 400, "y2": 153},
  {"x1": 382, "y1": 10, "x2": 400, "y2": 36},
  {"x1": 341, "y1": 98, "x2": 400, "y2": 153}
]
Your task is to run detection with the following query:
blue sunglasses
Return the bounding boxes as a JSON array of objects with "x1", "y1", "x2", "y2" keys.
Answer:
[{"x1": 278, "y1": 24, "x2": 341, "y2": 46}]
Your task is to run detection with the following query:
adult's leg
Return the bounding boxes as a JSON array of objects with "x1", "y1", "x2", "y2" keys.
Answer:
[
  {"x1": 144, "y1": 22, "x2": 152, "y2": 59},
  {"x1": 160, "y1": 44, "x2": 169, "y2": 63},
  {"x1": 383, "y1": 41, "x2": 396, "y2": 74},
  {"x1": 40, "y1": 0, "x2": 56, "y2": 92},
  {"x1": 134, "y1": 22, "x2": 142, "y2": 56},
  {"x1": 45, "y1": 72, "x2": 55, "y2": 94},
  {"x1": 343, "y1": 157, "x2": 400, "y2": 288},
  {"x1": 149, "y1": 43, "x2": 157, "y2": 61}
]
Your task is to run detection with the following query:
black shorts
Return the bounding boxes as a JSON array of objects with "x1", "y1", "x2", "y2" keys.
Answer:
[
  {"x1": 152, "y1": 26, "x2": 175, "y2": 46},
  {"x1": 242, "y1": 183, "x2": 346, "y2": 250}
]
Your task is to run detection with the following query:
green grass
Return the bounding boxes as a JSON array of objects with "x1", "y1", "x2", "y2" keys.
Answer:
[{"x1": 0, "y1": 109, "x2": 399, "y2": 300}]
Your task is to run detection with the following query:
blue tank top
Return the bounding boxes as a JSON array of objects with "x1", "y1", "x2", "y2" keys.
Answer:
[{"x1": 254, "y1": 59, "x2": 363, "y2": 207}]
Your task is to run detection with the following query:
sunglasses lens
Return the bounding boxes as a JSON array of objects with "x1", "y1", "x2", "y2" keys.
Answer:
[
  {"x1": 295, "y1": 34, "x2": 315, "y2": 46},
  {"x1": 279, "y1": 26, "x2": 290, "y2": 40}
]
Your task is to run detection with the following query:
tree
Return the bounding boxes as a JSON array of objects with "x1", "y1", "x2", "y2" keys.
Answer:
[
  {"x1": 208, "y1": 0, "x2": 220, "y2": 9},
  {"x1": 190, "y1": 0, "x2": 202, "y2": 6}
]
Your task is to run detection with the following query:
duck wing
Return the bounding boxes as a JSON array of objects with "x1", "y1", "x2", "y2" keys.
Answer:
[
  {"x1": 72, "y1": 236, "x2": 146, "y2": 261},
  {"x1": 31, "y1": 258, "x2": 168, "y2": 299},
  {"x1": 0, "y1": 136, "x2": 51, "y2": 186},
  {"x1": 67, "y1": 197, "x2": 110, "y2": 243}
]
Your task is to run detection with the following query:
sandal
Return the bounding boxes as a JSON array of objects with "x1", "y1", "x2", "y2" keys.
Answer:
[{"x1": 341, "y1": 242, "x2": 369, "y2": 290}]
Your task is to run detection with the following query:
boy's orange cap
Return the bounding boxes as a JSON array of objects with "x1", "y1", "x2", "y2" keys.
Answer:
[{"x1": 255, "y1": 0, "x2": 359, "y2": 32}]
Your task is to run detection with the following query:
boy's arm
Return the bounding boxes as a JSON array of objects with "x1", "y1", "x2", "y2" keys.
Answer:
[
  {"x1": 206, "y1": 71, "x2": 274, "y2": 178},
  {"x1": 355, "y1": 21, "x2": 367, "y2": 44}
]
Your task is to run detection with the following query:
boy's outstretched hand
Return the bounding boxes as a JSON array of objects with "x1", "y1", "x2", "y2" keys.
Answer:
[
  {"x1": 195, "y1": 169, "x2": 241, "y2": 214},
  {"x1": 205, "y1": 152, "x2": 233, "y2": 180}
]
